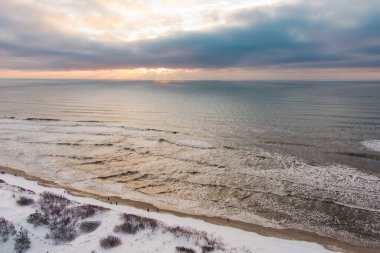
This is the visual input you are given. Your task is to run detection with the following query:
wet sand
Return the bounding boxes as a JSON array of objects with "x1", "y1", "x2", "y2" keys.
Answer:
[{"x1": 0, "y1": 165, "x2": 378, "y2": 253}]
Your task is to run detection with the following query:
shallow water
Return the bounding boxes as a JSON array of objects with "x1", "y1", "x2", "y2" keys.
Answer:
[{"x1": 0, "y1": 79, "x2": 379, "y2": 246}]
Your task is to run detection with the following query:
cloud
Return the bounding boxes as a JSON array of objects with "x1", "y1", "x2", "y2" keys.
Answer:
[{"x1": 0, "y1": 0, "x2": 379, "y2": 71}]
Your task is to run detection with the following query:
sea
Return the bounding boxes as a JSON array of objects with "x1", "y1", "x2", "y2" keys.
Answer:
[{"x1": 0, "y1": 79, "x2": 379, "y2": 246}]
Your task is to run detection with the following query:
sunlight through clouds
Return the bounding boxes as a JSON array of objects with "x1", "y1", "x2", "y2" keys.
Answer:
[{"x1": 0, "y1": 0, "x2": 379, "y2": 79}]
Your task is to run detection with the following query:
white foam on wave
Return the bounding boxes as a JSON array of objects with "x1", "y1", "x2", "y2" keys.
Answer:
[
  {"x1": 173, "y1": 139, "x2": 214, "y2": 149},
  {"x1": 1, "y1": 116, "x2": 380, "y2": 246},
  {"x1": 362, "y1": 140, "x2": 380, "y2": 152}
]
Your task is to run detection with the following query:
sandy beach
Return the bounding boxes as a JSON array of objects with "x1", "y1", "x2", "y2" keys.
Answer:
[{"x1": 1, "y1": 165, "x2": 378, "y2": 253}]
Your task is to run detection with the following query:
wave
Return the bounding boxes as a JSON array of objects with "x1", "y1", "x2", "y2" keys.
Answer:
[
  {"x1": 0, "y1": 116, "x2": 16, "y2": 120},
  {"x1": 327, "y1": 151, "x2": 380, "y2": 160},
  {"x1": 261, "y1": 141, "x2": 318, "y2": 148},
  {"x1": 362, "y1": 140, "x2": 380, "y2": 152},
  {"x1": 0, "y1": 116, "x2": 181, "y2": 136},
  {"x1": 158, "y1": 138, "x2": 214, "y2": 149},
  {"x1": 76, "y1": 120, "x2": 114, "y2": 123},
  {"x1": 1, "y1": 115, "x2": 380, "y2": 247},
  {"x1": 121, "y1": 126, "x2": 179, "y2": 135},
  {"x1": 26, "y1": 117, "x2": 61, "y2": 122}
]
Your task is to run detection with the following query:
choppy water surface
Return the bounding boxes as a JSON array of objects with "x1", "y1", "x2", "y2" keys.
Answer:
[{"x1": 0, "y1": 79, "x2": 379, "y2": 246}]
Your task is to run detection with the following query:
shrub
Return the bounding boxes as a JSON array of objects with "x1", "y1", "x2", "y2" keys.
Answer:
[
  {"x1": 165, "y1": 226, "x2": 224, "y2": 251},
  {"x1": 14, "y1": 186, "x2": 35, "y2": 194},
  {"x1": 47, "y1": 223, "x2": 77, "y2": 242},
  {"x1": 0, "y1": 217, "x2": 16, "y2": 242},
  {"x1": 40, "y1": 192, "x2": 70, "y2": 204},
  {"x1": 46, "y1": 205, "x2": 107, "y2": 242},
  {"x1": 46, "y1": 214, "x2": 77, "y2": 242},
  {"x1": 203, "y1": 235, "x2": 223, "y2": 249},
  {"x1": 121, "y1": 213, "x2": 160, "y2": 230},
  {"x1": 100, "y1": 235, "x2": 122, "y2": 249},
  {"x1": 38, "y1": 192, "x2": 71, "y2": 217},
  {"x1": 80, "y1": 221, "x2": 101, "y2": 233},
  {"x1": 32, "y1": 192, "x2": 109, "y2": 243},
  {"x1": 14, "y1": 228, "x2": 31, "y2": 253},
  {"x1": 202, "y1": 245, "x2": 215, "y2": 252},
  {"x1": 114, "y1": 222, "x2": 139, "y2": 234},
  {"x1": 27, "y1": 211, "x2": 48, "y2": 227},
  {"x1": 17, "y1": 196, "x2": 35, "y2": 206},
  {"x1": 175, "y1": 246, "x2": 196, "y2": 253},
  {"x1": 114, "y1": 213, "x2": 161, "y2": 235},
  {"x1": 65, "y1": 205, "x2": 108, "y2": 220},
  {"x1": 165, "y1": 226, "x2": 198, "y2": 239}
]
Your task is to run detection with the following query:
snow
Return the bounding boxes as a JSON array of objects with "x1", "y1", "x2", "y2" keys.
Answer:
[{"x1": 0, "y1": 173, "x2": 338, "y2": 253}]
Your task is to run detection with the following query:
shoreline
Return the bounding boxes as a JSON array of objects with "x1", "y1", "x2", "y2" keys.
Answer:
[{"x1": 0, "y1": 165, "x2": 378, "y2": 253}]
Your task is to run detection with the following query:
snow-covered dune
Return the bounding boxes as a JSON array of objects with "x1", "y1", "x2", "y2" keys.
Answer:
[{"x1": 0, "y1": 173, "x2": 338, "y2": 253}]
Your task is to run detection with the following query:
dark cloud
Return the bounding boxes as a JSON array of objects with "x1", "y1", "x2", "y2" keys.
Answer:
[{"x1": 0, "y1": 0, "x2": 380, "y2": 70}]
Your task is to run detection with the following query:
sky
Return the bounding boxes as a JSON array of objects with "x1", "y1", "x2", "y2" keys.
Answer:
[{"x1": 0, "y1": 0, "x2": 380, "y2": 80}]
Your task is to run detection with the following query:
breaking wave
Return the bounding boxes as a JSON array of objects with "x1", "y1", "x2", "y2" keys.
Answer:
[
  {"x1": 362, "y1": 140, "x2": 380, "y2": 152},
  {"x1": 0, "y1": 116, "x2": 379, "y2": 247}
]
